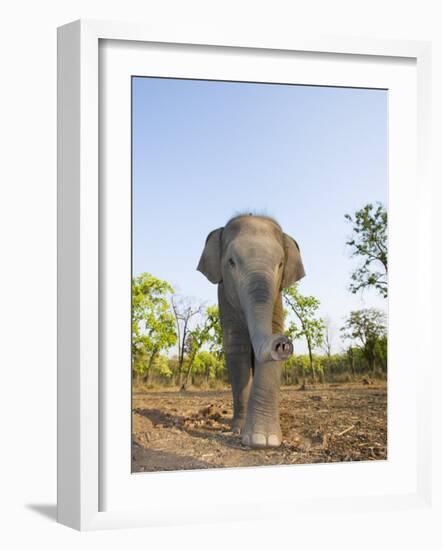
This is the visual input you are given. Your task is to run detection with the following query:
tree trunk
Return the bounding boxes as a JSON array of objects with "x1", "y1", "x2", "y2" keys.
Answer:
[
  {"x1": 366, "y1": 346, "x2": 377, "y2": 377},
  {"x1": 176, "y1": 321, "x2": 188, "y2": 388},
  {"x1": 371, "y1": 356, "x2": 378, "y2": 377},
  {"x1": 348, "y1": 347, "x2": 356, "y2": 379},
  {"x1": 183, "y1": 351, "x2": 197, "y2": 389},
  {"x1": 307, "y1": 339, "x2": 315, "y2": 384},
  {"x1": 143, "y1": 351, "x2": 158, "y2": 384}
]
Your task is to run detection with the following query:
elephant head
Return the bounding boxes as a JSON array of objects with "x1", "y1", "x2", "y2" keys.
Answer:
[{"x1": 197, "y1": 215, "x2": 305, "y2": 363}]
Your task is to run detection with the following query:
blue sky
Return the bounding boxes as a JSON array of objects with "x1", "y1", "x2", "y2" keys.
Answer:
[{"x1": 132, "y1": 77, "x2": 387, "y2": 354}]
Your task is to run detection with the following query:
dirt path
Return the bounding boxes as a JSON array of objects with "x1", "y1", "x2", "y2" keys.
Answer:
[{"x1": 132, "y1": 383, "x2": 387, "y2": 472}]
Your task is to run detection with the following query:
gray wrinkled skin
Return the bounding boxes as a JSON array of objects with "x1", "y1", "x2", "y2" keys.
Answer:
[{"x1": 197, "y1": 215, "x2": 305, "y2": 448}]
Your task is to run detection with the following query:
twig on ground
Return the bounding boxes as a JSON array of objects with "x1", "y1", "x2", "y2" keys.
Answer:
[{"x1": 336, "y1": 425, "x2": 355, "y2": 437}]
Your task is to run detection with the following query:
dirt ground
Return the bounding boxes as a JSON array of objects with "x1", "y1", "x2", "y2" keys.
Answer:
[{"x1": 132, "y1": 382, "x2": 387, "y2": 472}]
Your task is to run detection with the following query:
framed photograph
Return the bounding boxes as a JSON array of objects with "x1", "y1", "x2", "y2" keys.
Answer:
[{"x1": 57, "y1": 20, "x2": 432, "y2": 530}]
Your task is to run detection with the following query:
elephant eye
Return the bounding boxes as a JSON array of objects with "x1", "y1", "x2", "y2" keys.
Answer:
[
  {"x1": 278, "y1": 262, "x2": 283, "y2": 269},
  {"x1": 228, "y1": 258, "x2": 236, "y2": 267}
]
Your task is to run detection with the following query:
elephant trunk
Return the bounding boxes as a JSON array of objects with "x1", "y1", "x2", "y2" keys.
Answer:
[{"x1": 239, "y1": 271, "x2": 293, "y2": 363}]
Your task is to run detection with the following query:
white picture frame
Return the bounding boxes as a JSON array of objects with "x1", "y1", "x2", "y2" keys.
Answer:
[{"x1": 57, "y1": 19, "x2": 432, "y2": 531}]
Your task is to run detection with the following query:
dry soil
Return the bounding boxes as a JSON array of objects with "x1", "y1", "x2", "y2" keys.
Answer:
[{"x1": 132, "y1": 382, "x2": 387, "y2": 472}]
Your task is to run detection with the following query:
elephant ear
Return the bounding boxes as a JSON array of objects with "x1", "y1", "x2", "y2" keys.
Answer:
[
  {"x1": 197, "y1": 227, "x2": 224, "y2": 284},
  {"x1": 282, "y1": 233, "x2": 305, "y2": 288}
]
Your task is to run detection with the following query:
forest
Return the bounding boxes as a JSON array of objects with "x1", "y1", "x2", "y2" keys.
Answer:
[{"x1": 132, "y1": 203, "x2": 388, "y2": 390}]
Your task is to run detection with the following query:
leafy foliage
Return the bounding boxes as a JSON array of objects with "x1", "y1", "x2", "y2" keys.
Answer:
[
  {"x1": 193, "y1": 351, "x2": 224, "y2": 381},
  {"x1": 345, "y1": 203, "x2": 388, "y2": 298},
  {"x1": 131, "y1": 206, "x2": 390, "y2": 388},
  {"x1": 132, "y1": 273, "x2": 177, "y2": 380},
  {"x1": 205, "y1": 305, "x2": 223, "y2": 359},
  {"x1": 283, "y1": 284, "x2": 325, "y2": 381},
  {"x1": 341, "y1": 308, "x2": 387, "y2": 374},
  {"x1": 182, "y1": 306, "x2": 224, "y2": 388}
]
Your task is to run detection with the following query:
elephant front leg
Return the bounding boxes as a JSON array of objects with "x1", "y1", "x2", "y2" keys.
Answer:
[
  {"x1": 241, "y1": 360, "x2": 283, "y2": 448},
  {"x1": 226, "y1": 351, "x2": 253, "y2": 434}
]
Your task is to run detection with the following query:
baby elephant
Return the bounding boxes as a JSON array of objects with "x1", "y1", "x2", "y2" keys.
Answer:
[{"x1": 197, "y1": 214, "x2": 305, "y2": 448}]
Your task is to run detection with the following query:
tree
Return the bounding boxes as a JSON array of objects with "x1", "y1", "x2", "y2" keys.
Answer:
[
  {"x1": 345, "y1": 345, "x2": 356, "y2": 379},
  {"x1": 193, "y1": 351, "x2": 223, "y2": 384},
  {"x1": 345, "y1": 202, "x2": 388, "y2": 298},
  {"x1": 205, "y1": 305, "x2": 223, "y2": 360},
  {"x1": 182, "y1": 323, "x2": 209, "y2": 389},
  {"x1": 283, "y1": 284, "x2": 325, "y2": 383},
  {"x1": 341, "y1": 308, "x2": 387, "y2": 376},
  {"x1": 374, "y1": 335, "x2": 388, "y2": 374},
  {"x1": 171, "y1": 296, "x2": 203, "y2": 387},
  {"x1": 181, "y1": 305, "x2": 223, "y2": 389},
  {"x1": 322, "y1": 316, "x2": 334, "y2": 357},
  {"x1": 321, "y1": 315, "x2": 334, "y2": 382},
  {"x1": 150, "y1": 354, "x2": 174, "y2": 382},
  {"x1": 132, "y1": 273, "x2": 177, "y2": 382}
]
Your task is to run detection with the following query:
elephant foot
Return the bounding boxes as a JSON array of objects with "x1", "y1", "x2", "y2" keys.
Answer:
[
  {"x1": 241, "y1": 420, "x2": 282, "y2": 448},
  {"x1": 231, "y1": 417, "x2": 245, "y2": 434}
]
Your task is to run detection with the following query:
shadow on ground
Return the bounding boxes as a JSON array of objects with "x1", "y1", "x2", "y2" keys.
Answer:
[
  {"x1": 132, "y1": 384, "x2": 388, "y2": 471},
  {"x1": 26, "y1": 503, "x2": 57, "y2": 522},
  {"x1": 132, "y1": 445, "x2": 212, "y2": 471}
]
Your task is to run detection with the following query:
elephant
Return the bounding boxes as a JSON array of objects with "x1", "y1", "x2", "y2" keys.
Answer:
[{"x1": 197, "y1": 214, "x2": 305, "y2": 448}]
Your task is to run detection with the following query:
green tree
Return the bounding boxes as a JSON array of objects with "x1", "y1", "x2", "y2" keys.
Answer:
[
  {"x1": 327, "y1": 352, "x2": 354, "y2": 380},
  {"x1": 149, "y1": 354, "x2": 174, "y2": 383},
  {"x1": 346, "y1": 346, "x2": 356, "y2": 379},
  {"x1": 193, "y1": 351, "x2": 223, "y2": 385},
  {"x1": 345, "y1": 202, "x2": 388, "y2": 298},
  {"x1": 341, "y1": 308, "x2": 387, "y2": 376},
  {"x1": 283, "y1": 355, "x2": 312, "y2": 385},
  {"x1": 182, "y1": 323, "x2": 209, "y2": 388},
  {"x1": 132, "y1": 273, "x2": 177, "y2": 383},
  {"x1": 205, "y1": 305, "x2": 224, "y2": 360},
  {"x1": 181, "y1": 305, "x2": 222, "y2": 389},
  {"x1": 374, "y1": 335, "x2": 388, "y2": 374},
  {"x1": 283, "y1": 284, "x2": 325, "y2": 383}
]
